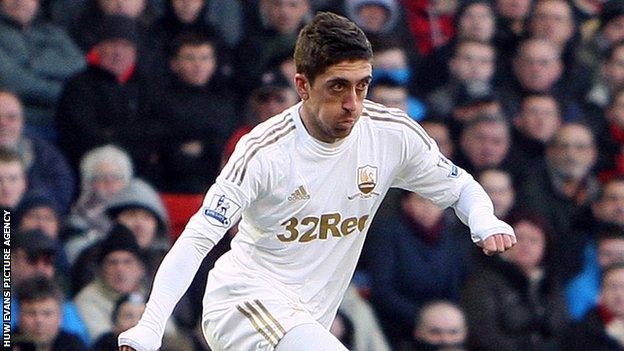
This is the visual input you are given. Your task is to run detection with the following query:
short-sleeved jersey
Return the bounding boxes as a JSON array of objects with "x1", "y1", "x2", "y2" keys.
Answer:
[{"x1": 186, "y1": 99, "x2": 472, "y2": 327}]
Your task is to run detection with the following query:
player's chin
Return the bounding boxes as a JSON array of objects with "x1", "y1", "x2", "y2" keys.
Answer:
[{"x1": 333, "y1": 126, "x2": 354, "y2": 138}]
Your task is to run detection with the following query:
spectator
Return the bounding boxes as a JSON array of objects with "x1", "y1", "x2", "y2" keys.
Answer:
[
  {"x1": 13, "y1": 229, "x2": 63, "y2": 291},
  {"x1": 566, "y1": 223, "x2": 624, "y2": 321},
  {"x1": 561, "y1": 263, "x2": 624, "y2": 350},
  {"x1": 370, "y1": 77, "x2": 409, "y2": 113},
  {"x1": 370, "y1": 36, "x2": 425, "y2": 119},
  {"x1": 461, "y1": 213, "x2": 569, "y2": 351},
  {"x1": 585, "y1": 41, "x2": 624, "y2": 115},
  {"x1": 562, "y1": 177, "x2": 624, "y2": 287},
  {"x1": 478, "y1": 168, "x2": 516, "y2": 220},
  {"x1": 598, "y1": 89, "x2": 624, "y2": 180},
  {"x1": 344, "y1": 0, "x2": 401, "y2": 35},
  {"x1": 501, "y1": 38, "x2": 584, "y2": 121},
  {"x1": 421, "y1": 120, "x2": 454, "y2": 160},
  {"x1": 518, "y1": 122, "x2": 599, "y2": 247},
  {"x1": 338, "y1": 284, "x2": 392, "y2": 351},
  {"x1": 446, "y1": 92, "x2": 503, "y2": 141},
  {"x1": 0, "y1": 148, "x2": 27, "y2": 210},
  {"x1": 512, "y1": 93, "x2": 563, "y2": 167},
  {"x1": 496, "y1": 0, "x2": 532, "y2": 31},
  {"x1": 70, "y1": 0, "x2": 151, "y2": 53},
  {"x1": 361, "y1": 192, "x2": 471, "y2": 345},
  {"x1": 0, "y1": 0, "x2": 85, "y2": 139},
  {"x1": 527, "y1": 0, "x2": 577, "y2": 58},
  {"x1": 0, "y1": 90, "x2": 75, "y2": 212},
  {"x1": 427, "y1": 40, "x2": 496, "y2": 117},
  {"x1": 420, "y1": 0, "x2": 497, "y2": 94},
  {"x1": 400, "y1": 0, "x2": 458, "y2": 57},
  {"x1": 15, "y1": 193, "x2": 70, "y2": 276},
  {"x1": 457, "y1": 114, "x2": 512, "y2": 175},
  {"x1": 235, "y1": 0, "x2": 310, "y2": 94},
  {"x1": 369, "y1": 79, "x2": 425, "y2": 122},
  {"x1": 493, "y1": 0, "x2": 532, "y2": 62},
  {"x1": 570, "y1": 0, "x2": 602, "y2": 32},
  {"x1": 14, "y1": 276, "x2": 86, "y2": 351},
  {"x1": 71, "y1": 179, "x2": 169, "y2": 294},
  {"x1": 578, "y1": 0, "x2": 624, "y2": 75},
  {"x1": 527, "y1": 0, "x2": 592, "y2": 100},
  {"x1": 47, "y1": 0, "x2": 164, "y2": 32},
  {"x1": 151, "y1": 31, "x2": 238, "y2": 193},
  {"x1": 148, "y1": 0, "x2": 232, "y2": 83},
  {"x1": 398, "y1": 300, "x2": 468, "y2": 351},
  {"x1": 74, "y1": 227, "x2": 147, "y2": 340},
  {"x1": 11, "y1": 230, "x2": 89, "y2": 344},
  {"x1": 344, "y1": 0, "x2": 419, "y2": 68},
  {"x1": 90, "y1": 293, "x2": 146, "y2": 351},
  {"x1": 222, "y1": 70, "x2": 298, "y2": 165},
  {"x1": 64, "y1": 145, "x2": 133, "y2": 263},
  {"x1": 15, "y1": 193, "x2": 62, "y2": 239},
  {"x1": 55, "y1": 15, "x2": 159, "y2": 175}
]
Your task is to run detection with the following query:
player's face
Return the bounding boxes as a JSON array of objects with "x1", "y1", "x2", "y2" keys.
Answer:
[{"x1": 296, "y1": 59, "x2": 372, "y2": 143}]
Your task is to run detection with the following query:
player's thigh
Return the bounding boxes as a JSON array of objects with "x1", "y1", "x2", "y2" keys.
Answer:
[
  {"x1": 275, "y1": 323, "x2": 348, "y2": 351},
  {"x1": 203, "y1": 298, "x2": 314, "y2": 351}
]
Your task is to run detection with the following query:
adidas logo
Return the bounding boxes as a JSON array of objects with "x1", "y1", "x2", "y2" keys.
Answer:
[{"x1": 288, "y1": 185, "x2": 310, "y2": 201}]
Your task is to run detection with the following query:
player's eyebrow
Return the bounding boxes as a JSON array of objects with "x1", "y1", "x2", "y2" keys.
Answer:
[{"x1": 326, "y1": 75, "x2": 372, "y2": 86}]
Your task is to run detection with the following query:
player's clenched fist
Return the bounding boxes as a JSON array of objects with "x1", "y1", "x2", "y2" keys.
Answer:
[
  {"x1": 118, "y1": 323, "x2": 162, "y2": 351},
  {"x1": 479, "y1": 233, "x2": 516, "y2": 256}
]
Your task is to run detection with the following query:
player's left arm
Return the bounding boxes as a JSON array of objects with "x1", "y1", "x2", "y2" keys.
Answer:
[{"x1": 392, "y1": 119, "x2": 515, "y2": 255}]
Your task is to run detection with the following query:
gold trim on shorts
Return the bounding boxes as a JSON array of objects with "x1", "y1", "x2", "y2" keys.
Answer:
[{"x1": 236, "y1": 300, "x2": 286, "y2": 347}]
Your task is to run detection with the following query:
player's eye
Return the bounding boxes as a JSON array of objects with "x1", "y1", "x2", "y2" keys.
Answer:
[
  {"x1": 356, "y1": 82, "x2": 369, "y2": 91},
  {"x1": 331, "y1": 83, "x2": 345, "y2": 92}
]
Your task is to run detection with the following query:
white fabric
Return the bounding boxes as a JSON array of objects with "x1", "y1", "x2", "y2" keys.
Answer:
[
  {"x1": 275, "y1": 323, "x2": 348, "y2": 351},
  {"x1": 119, "y1": 100, "x2": 514, "y2": 350}
]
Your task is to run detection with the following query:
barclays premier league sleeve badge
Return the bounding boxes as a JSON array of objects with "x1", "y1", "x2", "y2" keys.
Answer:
[{"x1": 203, "y1": 195, "x2": 241, "y2": 227}]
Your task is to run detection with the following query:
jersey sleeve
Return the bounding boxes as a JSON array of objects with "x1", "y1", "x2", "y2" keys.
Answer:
[
  {"x1": 392, "y1": 121, "x2": 514, "y2": 244},
  {"x1": 392, "y1": 124, "x2": 465, "y2": 208},
  {"x1": 119, "y1": 134, "x2": 269, "y2": 351}
]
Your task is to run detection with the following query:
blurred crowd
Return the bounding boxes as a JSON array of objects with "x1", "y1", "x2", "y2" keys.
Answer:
[{"x1": 2, "y1": 0, "x2": 624, "y2": 350}]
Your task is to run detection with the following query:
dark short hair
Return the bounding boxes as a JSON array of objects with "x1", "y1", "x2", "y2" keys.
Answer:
[
  {"x1": 169, "y1": 31, "x2": 216, "y2": 59},
  {"x1": 16, "y1": 276, "x2": 64, "y2": 305},
  {"x1": 294, "y1": 12, "x2": 373, "y2": 84}
]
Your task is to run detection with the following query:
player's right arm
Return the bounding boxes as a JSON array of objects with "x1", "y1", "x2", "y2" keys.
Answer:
[{"x1": 118, "y1": 134, "x2": 269, "y2": 351}]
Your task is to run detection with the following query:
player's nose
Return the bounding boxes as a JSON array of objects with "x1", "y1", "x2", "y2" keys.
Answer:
[{"x1": 342, "y1": 88, "x2": 357, "y2": 112}]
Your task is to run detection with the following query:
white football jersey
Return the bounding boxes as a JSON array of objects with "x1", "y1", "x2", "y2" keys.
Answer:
[{"x1": 183, "y1": 99, "x2": 487, "y2": 328}]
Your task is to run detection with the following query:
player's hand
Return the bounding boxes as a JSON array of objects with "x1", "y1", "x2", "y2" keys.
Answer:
[
  {"x1": 480, "y1": 233, "x2": 516, "y2": 256},
  {"x1": 118, "y1": 323, "x2": 162, "y2": 351}
]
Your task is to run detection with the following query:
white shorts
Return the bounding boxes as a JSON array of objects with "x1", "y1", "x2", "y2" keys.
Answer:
[{"x1": 202, "y1": 297, "x2": 322, "y2": 351}]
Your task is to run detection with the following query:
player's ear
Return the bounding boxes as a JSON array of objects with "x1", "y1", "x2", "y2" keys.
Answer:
[{"x1": 294, "y1": 73, "x2": 310, "y2": 101}]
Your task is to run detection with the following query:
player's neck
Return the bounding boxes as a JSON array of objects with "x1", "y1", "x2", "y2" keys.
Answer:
[{"x1": 298, "y1": 104, "x2": 341, "y2": 144}]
